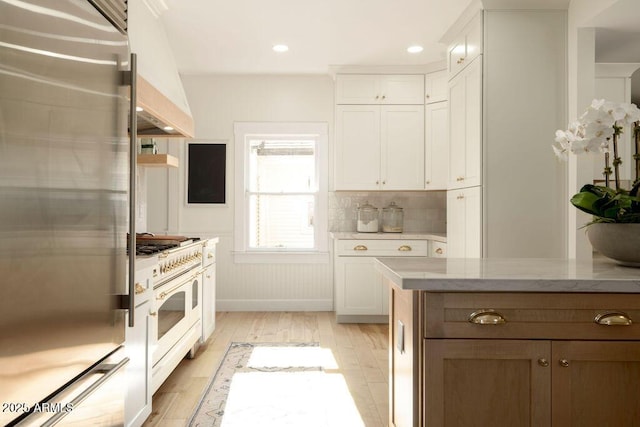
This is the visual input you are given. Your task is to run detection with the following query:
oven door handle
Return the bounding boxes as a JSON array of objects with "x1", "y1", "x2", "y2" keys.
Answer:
[{"x1": 156, "y1": 269, "x2": 202, "y2": 301}]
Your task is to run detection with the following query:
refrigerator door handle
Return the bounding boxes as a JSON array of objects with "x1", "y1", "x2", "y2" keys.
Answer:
[{"x1": 128, "y1": 53, "x2": 137, "y2": 327}]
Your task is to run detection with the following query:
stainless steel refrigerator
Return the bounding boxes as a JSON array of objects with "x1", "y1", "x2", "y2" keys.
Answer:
[{"x1": 0, "y1": 0, "x2": 135, "y2": 425}]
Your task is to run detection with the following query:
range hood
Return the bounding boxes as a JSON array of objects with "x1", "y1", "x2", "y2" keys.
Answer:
[{"x1": 136, "y1": 74, "x2": 195, "y2": 138}]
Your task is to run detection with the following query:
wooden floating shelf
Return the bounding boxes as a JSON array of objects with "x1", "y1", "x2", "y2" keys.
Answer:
[{"x1": 137, "y1": 154, "x2": 179, "y2": 168}]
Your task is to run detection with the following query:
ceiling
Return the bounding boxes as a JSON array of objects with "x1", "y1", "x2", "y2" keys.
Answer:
[
  {"x1": 157, "y1": 0, "x2": 474, "y2": 75},
  {"x1": 153, "y1": 0, "x2": 640, "y2": 76}
]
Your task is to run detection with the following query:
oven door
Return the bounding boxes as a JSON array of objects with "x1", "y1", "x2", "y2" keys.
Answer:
[{"x1": 152, "y1": 273, "x2": 194, "y2": 366}]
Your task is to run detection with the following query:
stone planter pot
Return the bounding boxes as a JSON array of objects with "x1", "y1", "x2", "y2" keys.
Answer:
[{"x1": 587, "y1": 223, "x2": 640, "y2": 267}]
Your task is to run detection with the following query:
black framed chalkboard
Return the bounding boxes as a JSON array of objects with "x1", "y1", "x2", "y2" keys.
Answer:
[{"x1": 187, "y1": 143, "x2": 226, "y2": 204}]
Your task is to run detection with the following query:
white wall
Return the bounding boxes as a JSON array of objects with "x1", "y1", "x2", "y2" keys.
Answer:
[{"x1": 147, "y1": 74, "x2": 336, "y2": 311}]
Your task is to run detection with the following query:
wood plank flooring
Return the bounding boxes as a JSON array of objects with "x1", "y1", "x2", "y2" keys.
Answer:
[{"x1": 142, "y1": 311, "x2": 389, "y2": 427}]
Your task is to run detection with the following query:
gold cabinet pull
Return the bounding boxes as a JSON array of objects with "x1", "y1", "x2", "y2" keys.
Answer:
[
  {"x1": 594, "y1": 311, "x2": 633, "y2": 326},
  {"x1": 149, "y1": 310, "x2": 157, "y2": 317},
  {"x1": 456, "y1": 176, "x2": 465, "y2": 181},
  {"x1": 559, "y1": 359, "x2": 569, "y2": 368},
  {"x1": 134, "y1": 283, "x2": 145, "y2": 295},
  {"x1": 208, "y1": 253, "x2": 214, "y2": 259},
  {"x1": 457, "y1": 194, "x2": 464, "y2": 200},
  {"x1": 353, "y1": 245, "x2": 368, "y2": 251},
  {"x1": 435, "y1": 247, "x2": 444, "y2": 255},
  {"x1": 468, "y1": 309, "x2": 506, "y2": 325},
  {"x1": 398, "y1": 245, "x2": 412, "y2": 252},
  {"x1": 538, "y1": 358, "x2": 549, "y2": 367}
]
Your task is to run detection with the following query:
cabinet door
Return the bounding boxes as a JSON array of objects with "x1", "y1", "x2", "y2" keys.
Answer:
[
  {"x1": 379, "y1": 75, "x2": 425, "y2": 104},
  {"x1": 336, "y1": 74, "x2": 380, "y2": 104},
  {"x1": 425, "y1": 70, "x2": 448, "y2": 104},
  {"x1": 334, "y1": 256, "x2": 383, "y2": 315},
  {"x1": 552, "y1": 341, "x2": 640, "y2": 426},
  {"x1": 125, "y1": 300, "x2": 152, "y2": 427},
  {"x1": 425, "y1": 101, "x2": 448, "y2": 190},
  {"x1": 424, "y1": 339, "x2": 551, "y2": 427},
  {"x1": 335, "y1": 105, "x2": 381, "y2": 190},
  {"x1": 448, "y1": 57, "x2": 482, "y2": 189},
  {"x1": 381, "y1": 105, "x2": 425, "y2": 190},
  {"x1": 446, "y1": 187, "x2": 481, "y2": 258},
  {"x1": 202, "y1": 263, "x2": 216, "y2": 343}
]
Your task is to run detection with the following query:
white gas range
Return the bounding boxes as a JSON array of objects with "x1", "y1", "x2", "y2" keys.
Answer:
[{"x1": 136, "y1": 237, "x2": 205, "y2": 394}]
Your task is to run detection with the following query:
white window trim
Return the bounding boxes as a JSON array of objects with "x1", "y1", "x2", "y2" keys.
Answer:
[{"x1": 233, "y1": 122, "x2": 329, "y2": 264}]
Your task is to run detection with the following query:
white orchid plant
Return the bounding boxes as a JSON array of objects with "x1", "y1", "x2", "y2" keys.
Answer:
[{"x1": 553, "y1": 99, "x2": 640, "y2": 223}]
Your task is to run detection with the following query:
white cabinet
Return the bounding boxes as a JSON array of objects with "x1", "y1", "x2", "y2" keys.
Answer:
[
  {"x1": 336, "y1": 74, "x2": 424, "y2": 105},
  {"x1": 424, "y1": 70, "x2": 448, "y2": 104},
  {"x1": 335, "y1": 104, "x2": 424, "y2": 190},
  {"x1": 334, "y1": 239, "x2": 428, "y2": 323},
  {"x1": 424, "y1": 101, "x2": 448, "y2": 190},
  {"x1": 447, "y1": 187, "x2": 482, "y2": 258},
  {"x1": 448, "y1": 56, "x2": 482, "y2": 190},
  {"x1": 448, "y1": 12, "x2": 483, "y2": 80},
  {"x1": 201, "y1": 238, "x2": 218, "y2": 343},
  {"x1": 125, "y1": 263, "x2": 155, "y2": 427}
]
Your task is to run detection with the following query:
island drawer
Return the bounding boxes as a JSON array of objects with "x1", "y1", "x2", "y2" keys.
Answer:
[
  {"x1": 336, "y1": 239, "x2": 428, "y2": 256},
  {"x1": 423, "y1": 292, "x2": 640, "y2": 340}
]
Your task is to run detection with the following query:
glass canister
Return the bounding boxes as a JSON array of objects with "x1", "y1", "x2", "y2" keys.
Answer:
[
  {"x1": 382, "y1": 201, "x2": 404, "y2": 233},
  {"x1": 356, "y1": 202, "x2": 379, "y2": 233}
]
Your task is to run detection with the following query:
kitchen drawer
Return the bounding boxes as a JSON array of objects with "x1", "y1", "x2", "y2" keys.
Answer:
[
  {"x1": 430, "y1": 240, "x2": 446, "y2": 258},
  {"x1": 424, "y1": 292, "x2": 640, "y2": 340},
  {"x1": 336, "y1": 239, "x2": 428, "y2": 256}
]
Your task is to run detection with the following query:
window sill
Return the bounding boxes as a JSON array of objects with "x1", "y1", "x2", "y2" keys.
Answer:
[{"x1": 233, "y1": 251, "x2": 330, "y2": 264}]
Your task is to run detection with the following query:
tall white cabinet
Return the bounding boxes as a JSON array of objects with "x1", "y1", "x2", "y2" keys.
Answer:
[{"x1": 444, "y1": 8, "x2": 567, "y2": 258}]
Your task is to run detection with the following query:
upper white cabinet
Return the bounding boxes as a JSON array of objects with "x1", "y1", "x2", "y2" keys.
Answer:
[
  {"x1": 336, "y1": 74, "x2": 425, "y2": 105},
  {"x1": 424, "y1": 70, "x2": 448, "y2": 104},
  {"x1": 448, "y1": 56, "x2": 482, "y2": 190},
  {"x1": 424, "y1": 101, "x2": 449, "y2": 190},
  {"x1": 335, "y1": 104, "x2": 424, "y2": 190},
  {"x1": 448, "y1": 12, "x2": 483, "y2": 80}
]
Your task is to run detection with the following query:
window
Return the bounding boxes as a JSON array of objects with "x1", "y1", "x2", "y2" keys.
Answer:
[{"x1": 234, "y1": 122, "x2": 328, "y2": 263}]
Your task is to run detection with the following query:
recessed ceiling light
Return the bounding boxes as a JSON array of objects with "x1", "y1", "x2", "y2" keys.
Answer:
[
  {"x1": 272, "y1": 44, "x2": 289, "y2": 53},
  {"x1": 407, "y1": 45, "x2": 424, "y2": 54},
  {"x1": 136, "y1": 106, "x2": 144, "y2": 112},
  {"x1": 163, "y1": 126, "x2": 174, "y2": 131}
]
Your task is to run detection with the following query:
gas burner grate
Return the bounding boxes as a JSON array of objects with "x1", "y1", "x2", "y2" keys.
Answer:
[{"x1": 134, "y1": 243, "x2": 179, "y2": 256}]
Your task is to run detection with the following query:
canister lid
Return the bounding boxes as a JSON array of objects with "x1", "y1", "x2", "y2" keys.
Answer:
[
  {"x1": 383, "y1": 201, "x2": 403, "y2": 212},
  {"x1": 358, "y1": 201, "x2": 378, "y2": 212}
]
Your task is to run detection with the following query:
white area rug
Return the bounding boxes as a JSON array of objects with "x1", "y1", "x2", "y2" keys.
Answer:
[{"x1": 188, "y1": 342, "x2": 364, "y2": 427}]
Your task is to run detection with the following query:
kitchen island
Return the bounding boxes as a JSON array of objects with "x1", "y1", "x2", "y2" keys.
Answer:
[{"x1": 375, "y1": 257, "x2": 640, "y2": 427}]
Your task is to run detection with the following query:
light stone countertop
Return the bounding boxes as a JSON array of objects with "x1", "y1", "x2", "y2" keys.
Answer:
[
  {"x1": 375, "y1": 257, "x2": 640, "y2": 293},
  {"x1": 330, "y1": 232, "x2": 446, "y2": 242}
]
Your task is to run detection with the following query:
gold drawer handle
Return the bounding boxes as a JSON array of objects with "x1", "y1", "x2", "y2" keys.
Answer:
[
  {"x1": 594, "y1": 311, "x2": 632, "y2": 326},
  {"x1": 435, "y1": 247, "x2": 443, "y2": 255},
  {"x1": 398, "y1": 245, "x2": 412, "y2": 252},
  {"x1": 353, "y1": 245, "x2": 368, "y2": 251},
  {"x1": 468, "y1": 309, "x2": 506, "y2": 325}
]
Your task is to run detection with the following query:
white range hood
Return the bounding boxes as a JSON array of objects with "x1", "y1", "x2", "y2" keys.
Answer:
[{"x1": 128, "y1": 0, "x2": 194, "y2": 138}]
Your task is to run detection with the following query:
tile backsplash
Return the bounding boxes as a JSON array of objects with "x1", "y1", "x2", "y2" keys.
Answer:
[{"x1": 329, "y1": 191, "x2": 446, "y2": 233}]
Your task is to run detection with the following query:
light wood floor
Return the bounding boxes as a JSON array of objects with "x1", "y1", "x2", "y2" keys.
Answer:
[{"x1": 142, "y1": 311, "x2": 389, "y2": 427}]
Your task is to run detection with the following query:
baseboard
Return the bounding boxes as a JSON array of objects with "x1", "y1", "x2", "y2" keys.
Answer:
[{"x1": 217, "y1": 299, "x2": 333, "y2": 312}]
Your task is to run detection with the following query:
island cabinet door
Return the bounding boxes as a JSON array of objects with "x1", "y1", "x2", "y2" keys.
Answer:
[
  {"x1": 551, "y1": 341, "x2": 640, "y2": 427},
  {"x1": 424, "y1": 339, "x2": 551, "y2": 427}
]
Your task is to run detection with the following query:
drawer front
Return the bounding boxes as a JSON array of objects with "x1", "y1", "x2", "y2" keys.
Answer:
[
  {"x1": 336, "y1": 239, "x2": 428, "y2": 256},
  {"x1": 430, "y1": 241, "x2": 446, "y2": 258},
  {"x1": 424, "y1": 293, "x2": 640, "y2": 340}
]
